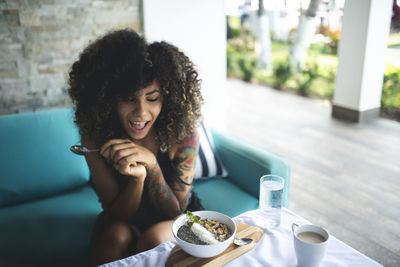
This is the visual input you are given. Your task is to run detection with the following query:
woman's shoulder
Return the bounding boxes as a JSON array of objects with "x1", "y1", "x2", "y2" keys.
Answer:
[{"x1": 168, "y1": 129, "x2": 199, "y2": 160}]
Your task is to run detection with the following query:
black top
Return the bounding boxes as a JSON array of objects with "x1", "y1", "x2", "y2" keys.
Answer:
[{"x1": 93, "y1": 149, "x2": 204, "y2": 232}]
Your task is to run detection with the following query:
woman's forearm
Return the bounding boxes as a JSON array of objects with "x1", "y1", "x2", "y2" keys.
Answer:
[
  {"x1": 106, "y1": 177, "x2": 145, "y2": 220},
  {"x1": 146, "y1": 164, "x2": 185, "y2": 218}
]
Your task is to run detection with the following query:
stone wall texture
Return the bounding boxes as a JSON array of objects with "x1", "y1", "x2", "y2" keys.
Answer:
[{"x1": 0, "y1": 0, "x2": 141, "y2": 115}]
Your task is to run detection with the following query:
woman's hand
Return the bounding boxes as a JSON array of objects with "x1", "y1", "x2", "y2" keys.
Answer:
[{"x1": 100, "y1": 139, "x2": 156, "y2": 180}]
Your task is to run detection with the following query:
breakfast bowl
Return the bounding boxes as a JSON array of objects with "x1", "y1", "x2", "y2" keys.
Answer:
[{"x1": 172, "y1": 210, "x2": 237, "y2": 258}]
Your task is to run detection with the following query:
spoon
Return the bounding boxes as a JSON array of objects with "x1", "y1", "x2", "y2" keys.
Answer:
[
  {"x1": 70, "y1": 145, "x2": 99, "y2": 155},
  {"x1": 234, "y1": 237, "x2": 253, "y2": 246}
]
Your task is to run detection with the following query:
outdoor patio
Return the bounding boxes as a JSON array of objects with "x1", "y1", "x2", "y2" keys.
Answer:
[{"x1": 225, "y1": 78, "x2": 400, "y2": 266}]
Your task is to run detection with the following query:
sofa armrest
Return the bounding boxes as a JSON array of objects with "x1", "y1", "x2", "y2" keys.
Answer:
[{"x1": 211, "y1": 130, "x2": 290, "y2": 208}]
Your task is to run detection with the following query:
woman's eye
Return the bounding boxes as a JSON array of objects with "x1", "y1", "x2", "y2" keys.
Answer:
[{"x1": 147, "y1": 97, "x2": 159, "y2": 102}]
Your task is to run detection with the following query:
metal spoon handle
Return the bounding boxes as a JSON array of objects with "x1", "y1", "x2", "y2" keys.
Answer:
[
  {"x1": 84, "y1": 148, "x2": 99, "y2": 153},
  {"x1": 234, "y1": 237, "x2": 253, "y2": 246},
  {"x1": 70, "y1": 145, "x2": 99, "y2": 155}
]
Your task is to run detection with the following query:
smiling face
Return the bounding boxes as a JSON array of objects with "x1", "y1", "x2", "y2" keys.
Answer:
[{"x1": 117, "y1": 81, "x2": 163, "y2": 142}]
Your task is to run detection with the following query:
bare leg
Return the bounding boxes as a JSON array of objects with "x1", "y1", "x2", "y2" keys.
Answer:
[
  {"x1": 136, "y1": 220, "x2": 175, "y2": 253},
  {"x1": 90, "y1": 216, "x2": 139, "y2": 267}
]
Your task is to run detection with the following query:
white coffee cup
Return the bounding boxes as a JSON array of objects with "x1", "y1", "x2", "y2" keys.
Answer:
[{"x1": 292, "y1": 223, "x2": 329, "y2": 267}]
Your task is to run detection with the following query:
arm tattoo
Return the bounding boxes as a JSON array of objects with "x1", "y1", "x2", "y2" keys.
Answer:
[
  {"x1": 146, "y1": 165, "x2": 181, "y2": 217},
  {"x1": 171, "y1": 146, "x2": 196, "y2": 191},
  {"x1": 171, "y1": 133, "x2": 199, "y2": 191}
]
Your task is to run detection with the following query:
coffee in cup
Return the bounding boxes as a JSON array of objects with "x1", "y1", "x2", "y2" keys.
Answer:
[
  {"x1": 297, "y1": 231, "x2": 327, "y2": 244},
  {"x1": 292, "y1": 223, "x2": 329, "y2": 267}
]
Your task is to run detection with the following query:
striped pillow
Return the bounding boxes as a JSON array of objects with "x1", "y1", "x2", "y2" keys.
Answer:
[{"x1": 194, "y1": 123, "x2": 228, "y2": 179}]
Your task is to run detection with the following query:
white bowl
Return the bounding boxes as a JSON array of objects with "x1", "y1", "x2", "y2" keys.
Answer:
[{"x1": 172, "y1": 210, "x2": 237, "y2": 258}]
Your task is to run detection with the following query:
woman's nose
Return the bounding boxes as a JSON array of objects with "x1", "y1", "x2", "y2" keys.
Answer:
[{"x1": 134, "y1": 101, "x2": 147, "y2": 116}]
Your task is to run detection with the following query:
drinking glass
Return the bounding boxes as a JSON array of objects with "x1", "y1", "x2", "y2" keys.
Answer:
[{"x1": 259, "y1": 174, "x2": 284, "y2": 227}]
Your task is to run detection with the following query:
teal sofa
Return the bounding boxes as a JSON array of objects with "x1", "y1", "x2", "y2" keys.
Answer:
[{"x1": 0, "y1": 108, "x2": 290, "y2": 266}]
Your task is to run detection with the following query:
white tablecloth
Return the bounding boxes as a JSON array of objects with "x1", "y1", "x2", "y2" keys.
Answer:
[{"x1": 101, "y1": 208, "x2": 382, "y2": 267}]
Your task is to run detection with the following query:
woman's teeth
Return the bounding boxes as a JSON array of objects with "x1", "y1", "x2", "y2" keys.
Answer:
[{"x1": 130, "y1": 121, "x2": 147, "y2": 130}]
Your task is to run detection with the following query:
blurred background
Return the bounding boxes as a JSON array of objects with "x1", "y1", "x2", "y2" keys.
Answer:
[
  {"x1": 1, "y1": 0, "x2": 399, "y2": 266},
  {"x1": 226, "y1": 0, "x2": 400, "y2": 123}
]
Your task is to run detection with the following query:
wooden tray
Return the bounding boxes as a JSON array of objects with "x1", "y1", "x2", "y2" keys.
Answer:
[{"x1": 165, "y1": 222, "x2": 264, "y2": 267}]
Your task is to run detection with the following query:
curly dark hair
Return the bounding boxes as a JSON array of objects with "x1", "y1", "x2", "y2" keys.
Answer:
[{"x1": 68, "y1": 29, "x2": 203, "y2": 151}]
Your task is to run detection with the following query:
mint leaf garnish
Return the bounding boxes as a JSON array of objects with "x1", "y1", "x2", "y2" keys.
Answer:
[{"x1": 186, "y1": 211, "x2": 200, "y2": 228}]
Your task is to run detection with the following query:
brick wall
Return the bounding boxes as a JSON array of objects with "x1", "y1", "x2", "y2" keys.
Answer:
[{"x1": 0, "y1": 0, "x2": 142, "y2": 115}]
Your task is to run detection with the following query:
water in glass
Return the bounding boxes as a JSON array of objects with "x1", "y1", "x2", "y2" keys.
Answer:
[{"x1": 259, "y1": 178, "x2": 284, "y2": 227}]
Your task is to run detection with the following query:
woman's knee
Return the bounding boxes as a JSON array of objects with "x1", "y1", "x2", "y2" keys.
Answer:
[
  {"x1": 93, "y1": 218, "x2": 135, "y2": 250},
  {"x1": 105, "y1": 220, "x2": 134, "y2": 247},
  {"x1": 136, "y1": 221, "x2": 174, "y2": 252},
  {"x1": 90, "y1": 218, "x2": 137, "y2": 266}
]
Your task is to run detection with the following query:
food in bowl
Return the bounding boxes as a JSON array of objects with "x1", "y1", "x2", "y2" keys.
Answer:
[
  {"x1": 177, "y1": 211, "x2": 232, "y2": 245},
  {"x1": 172, "y1": 210, "x2": 237, "y2": 258}
]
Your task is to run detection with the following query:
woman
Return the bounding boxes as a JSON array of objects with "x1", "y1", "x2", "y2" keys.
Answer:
[{"x1": 68, "y1": 29, "x2": 204, "y2": 266}]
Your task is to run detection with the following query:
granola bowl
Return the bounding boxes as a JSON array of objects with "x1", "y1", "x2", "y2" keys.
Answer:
[{"x1": 172, "y1": 210, "x2": 237, "y2": 258}]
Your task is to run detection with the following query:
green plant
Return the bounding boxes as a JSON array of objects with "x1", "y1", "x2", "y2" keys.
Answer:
[
  {"x1": 227, "y1": 46, "x2": 236, "y2": 76},
  {"x1": 273, "y1": 58, "x2": 292, "y2": 89},
  {"x1": 295, "y1": 62, "x2": 319, "y2": 96},
  {"x1": 226, "y1": 31, "x2": 256, "y2": 80},
  {"x1": 227, "y1": 45, "x2": 256, "y2": 80},
  {"x1": 381, "y1": 65, "x2": 400, "y2": 121},
  {"x1": 238, "y1": 55, "x2": 256, "y2": 82},
  {"x1": 382, "y1": 65, "x2": 400, "y2": 108}
]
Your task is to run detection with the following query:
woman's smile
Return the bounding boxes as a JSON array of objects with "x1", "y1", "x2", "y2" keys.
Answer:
[{"x1": 129, "y1": 120, "x2": 149, "y2": 133}]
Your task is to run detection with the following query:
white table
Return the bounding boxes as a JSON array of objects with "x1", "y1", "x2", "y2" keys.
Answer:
[{"x1": 100, "y1": 208, "x2": 382, "y2": 267}]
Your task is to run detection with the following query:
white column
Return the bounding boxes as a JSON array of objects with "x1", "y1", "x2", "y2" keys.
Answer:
[
  {"x1": 143, "y1": 0, "x2": 227, "y2": 130},
  {"x1": 332, "y1": 0, "x2": 392, "y2": 122}
]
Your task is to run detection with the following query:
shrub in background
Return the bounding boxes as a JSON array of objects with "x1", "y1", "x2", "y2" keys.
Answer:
[
  {"x1": 238, "y1": 55, "x2": 257, "y2": 82},
  {"x1": 381, "y1": 65, "x2": 400, "y2": 121},
  {"x1": 295, "y1": 62, "x2": 319, "y2": 96},
  {"x1": 273, "y1": 58, "x2": 292, "y2": 89},
  {"x1": 227, "y1": 29, "x2": 256, "y2": 81},
  {"x1": 382, "y1": 65, "x2": 400, "y2": 108}
]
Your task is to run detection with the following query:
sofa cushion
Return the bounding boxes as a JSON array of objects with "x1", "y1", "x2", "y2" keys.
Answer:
[
  {"x1": 194, "y1": 123, "x2": 228, "y2": 180},
  {"x1": 0, "y1": 184, "x2": 102, "y2": 266},
  {"x1": 193, "y1": 178, "x2": 259, "y2": 218},
  {"x1": 212, "y1": 130, "x2": 290, "y2": 208},
  {"x1": 0, "y1": 109, "x2": 90, "y2": 207}
]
